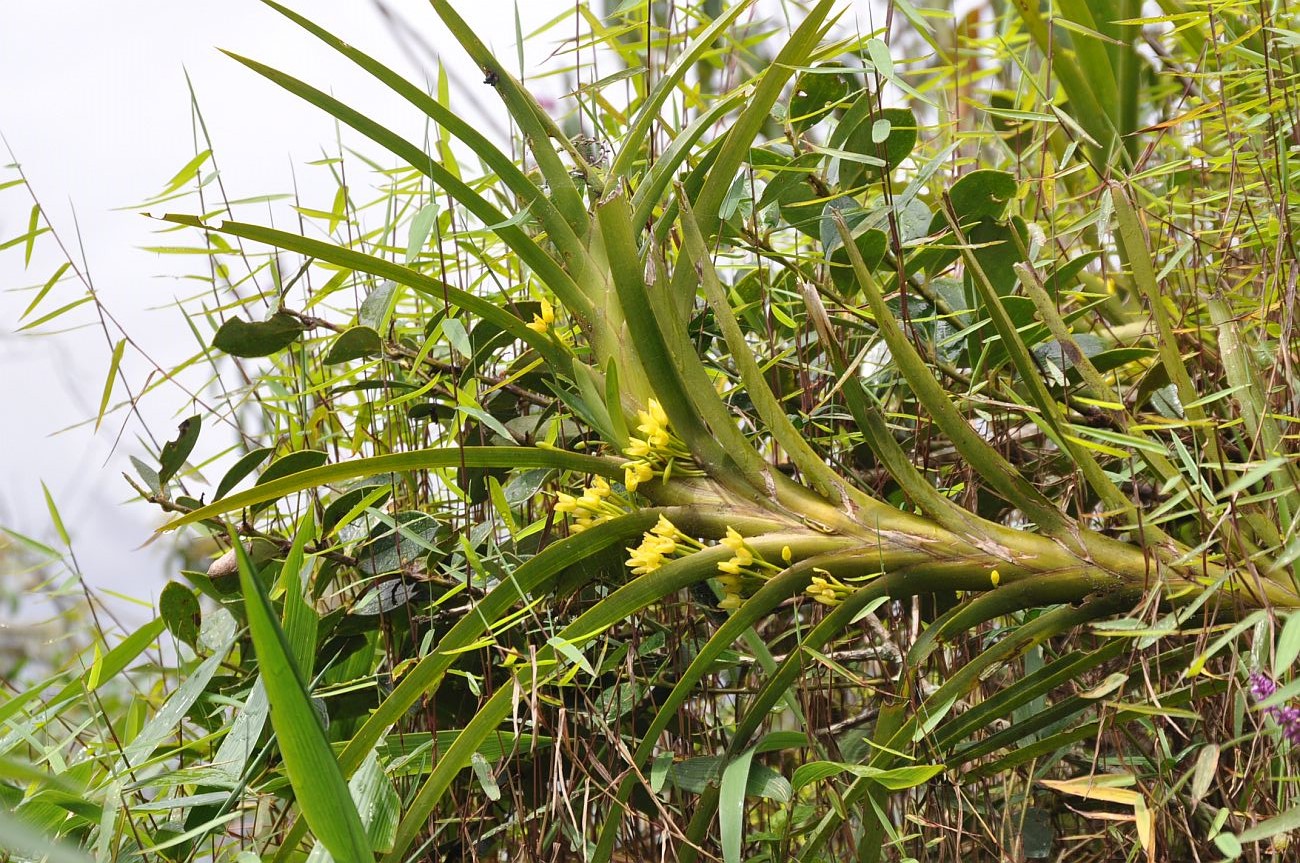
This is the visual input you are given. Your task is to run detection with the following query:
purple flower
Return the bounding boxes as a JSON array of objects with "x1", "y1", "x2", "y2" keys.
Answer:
[
  {"x1": 1250, "y1": 671, "x2": 1278, "y2": 701},
  {"x1": 1248, "y1": 671, "x2": 1300, "y2": 743},
  {"x1": 1278, "y1": 707, "x2": 1300, "y2": 744}
]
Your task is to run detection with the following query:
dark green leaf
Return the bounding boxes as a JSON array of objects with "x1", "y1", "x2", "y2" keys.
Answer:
[
  {"x1": 946, "y1": 169, "x2": 1017, "y2": 223},
  {"x1": 323, "y1": 326, "x2": 382, "y2": 364},
  {"x1": 215, "y1": 447, "x2": 275, "y2": 500},
  {"x1": 257, "y1": 450, "x2": 330, "y2": 486},
  {"x1": 158, "y1": 415, "x2": 201, "y2": 486},
  {"x1": 789, "y1": 65, "x2": 854, "y2": 131},
  {"x1": 837, "y1": 106, "x2": 918, "y2": 190},
  {"x1": 211, "y1": 312, "x2": 306, "y2": 357},
  {"x1": 159, "y1": 582, "x2": 201, "y2": 649},
  {"x1": 355, "y1": 512, "x2": 445, "y2": 578}
]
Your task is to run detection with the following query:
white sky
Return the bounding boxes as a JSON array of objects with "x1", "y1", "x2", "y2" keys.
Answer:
[{"x1": 0, "y1": 0, "x2": 891, "y2": 620}]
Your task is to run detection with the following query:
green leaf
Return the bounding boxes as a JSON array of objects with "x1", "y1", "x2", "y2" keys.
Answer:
[
  {"x1": 355, "y1": 512, "x2": 443, "y2": 578},
  {"x1": 161, "y1": 215, "x2": 572, "y2": 372},
  {"x1": 789, "y1": 64, "x2": 853, "y2": 131},
  {"x1": 469, "y1": 752, "x2": 501, "y2": 801},
  {"x1": 20, "y1": 261, "x2": 71, "y2": 322},
  {"x1": 122, "y1": 608, "x2": 237, "y2": 769},
  {"x1": 837, "y1": 106, "x2": 917, "y2": 189},
  {"x1": 159, "y1": 582, "x2": 202, "y2": 649},
  {"x1": 791, "y1": 761, "x2": 945, "y2": 793},
  {"x1": 158, "y1": 415, "x2": 201, "y2": 486},
  {"x1": 1276, "y1": 612, "x2": 1300, "y2": 676},
  {"x1": 305, "y1": 750, "x2": 400, "y2": 860},
  {"x1": 323, "y1": 326, "x2": 382, "y2": 364},
  {"x1": 233, "y1": 531, "x2": 371, "y2": 862},
  {"x1": 1215, "y1": 831, "x2": 1243, "y2": 859},
  {"x1": 214, "y1": 447, "x2": 275, "y2": 500},
  {"x1": 358, "y1": 280, "x2": 399, "y2": 332},
  {"x1": 95, "y1": 338, "x2": 126, "y2": 432},
  {"x1": 865, "y1": 37, "x2": 894, "y2": 76},
  {"x1": 257, "y1": 450, "x2": 330, "y2": 486},
  {"x1": 946, "y1": 169, "x2": 1017, "y2": 223},
  {"x1": 720, "y1": 747, "x2": 758, "y2": 863},
  {"x1": 546, "y1": 635, "x2": 597, "y2": 679},
  {"x1": 608, "y1": 0, "x2": 753, "y2": 179},
  {"x1": 160, "y1": 149, "x2": 212, "y2": 195},
  {"x1": 41, "y1": 481, "x2": 70, "y2": 547},
  {"x1": 23, "y1": 203, "x2": 40, "y2": 265},
  {"x1": 211, "y1": 312, "x2": 307, "y2": 357},
  {"x1": 1234, "y1": 803, "x2": 1300, "y2": 847},
  {"x1": 441, "y1": 318, "x2": 472, "y2": 359},
  {"x1": 161, "y1": 446, "x2": 619, "y2": 531},
  {"x1": 661, "y1": 755, "x2": 791, "y2": 802}
]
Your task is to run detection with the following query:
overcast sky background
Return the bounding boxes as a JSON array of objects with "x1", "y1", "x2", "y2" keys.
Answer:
[{"x1": 0, "y1": 0, "x2": 896, "y2": 623}]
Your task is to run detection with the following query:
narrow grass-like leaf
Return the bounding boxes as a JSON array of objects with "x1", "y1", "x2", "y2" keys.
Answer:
[
  {"x1": 40, "y1": 481, "x2": 70, "y2": 547},
  {"x1": 609, "y1": 0, "x2": 752, "y2": 181},
  {"x1": 94, "y1": 338, "x2": 126, "y2": 432}
]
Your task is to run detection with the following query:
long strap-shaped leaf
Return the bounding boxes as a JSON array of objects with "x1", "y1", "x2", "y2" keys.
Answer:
[
  {"x1": 589, "y1": 542, "x2": 1013, "y2": 863},
  {"x1": 607, "y1": 0, "x2": 754, "y2": 181},
  {"x1": 834, "y1": 210, "x2": 1071, "y2": 536},
  {"x1": 215, "y1": 53, "x2": 594, "y2": 323},
  {"x1": 160, "y1": 445, "x2": 620, "y2": 531},
  {"x1": 160, "y1": 216, "x2": 576, "y2": 373},
  {"x1": 595, "y1": 191, "x2": 759, "y2": 493},
  {"x1": 427, "y1": 0, "x2": 588, "y2": 236},
  {"x1": 671, "y1": 576, "x2": 906, "y2": 863},
  {"x1": 629, "y1": 93, "x2": 743, "y2": 229},
  {"x1": 678, "y1": 191, "x2": 881, "y2": 513},
  {"x1": 799, "y1": 593, "x2": 1137, "y2": 863},
  {"x1": 666, "y1": 0, "x2": 839, "y2": 311},
  {"x1": 382, "y1": 532, "x2": 844, "y2": 862},
  {"x1": 936, "y1": 202, "x2": 1152, "y2": 537},
  {"x1": 256, "y1": 0, "x2": 589, "y2": 270},
  {"x1": 233, "y1": 532, "x2": 371, "y2": 862},
  {"x1": 1007, "y1": 0, "x2": 1122, "y2": 166},
  {"x1": 674, "y1": 565, "x2": 1116, "y2": 863},
  {"x1": 269, "y1": 507, "x2": 784, "y2": 861}
]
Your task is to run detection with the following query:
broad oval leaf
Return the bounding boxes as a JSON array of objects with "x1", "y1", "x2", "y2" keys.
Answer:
[
  {"x1": 323, "y1": 326, "x2": 382, "y2": 364},
  {"x1": 946, "y1": 169, "x2": 1017, "y2": 223},
  {"x1": 837, "y1": 105, "x2": 918, "y2": 190},
  {"x1": 258, "y1": 450, "x2": 330, "y2": 486},
  {"x1": 159, "y1": 582, "x2": 201, "y2": 649},
  {"x1": 211, "y1": 311, "x2": 306, "y2": 357}
]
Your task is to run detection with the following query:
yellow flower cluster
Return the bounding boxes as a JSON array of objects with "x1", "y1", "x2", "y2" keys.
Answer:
[
  {"x1": 553, "y1": 475, "x2": 623, "y2": 532},
  {"x1": 805, "y1": 568, "x2": 852, "y2": 606},
  {"x1": 717, "y1": 526, "x2": 759, "y2": 610},
  {"x1": 525, "y1": 297, "x2": 556, "y2": 334},
  {"x1": 622, "y1": 398, "x2": 701, "y2": 492},
  {"x1": 625, "y1": 515, "x2": 689, "y2": 575}
]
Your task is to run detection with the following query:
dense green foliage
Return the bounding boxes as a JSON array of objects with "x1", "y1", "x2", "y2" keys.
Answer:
[{"x1": 6, "y1": 0, "x2": 1300, "y2": 860}]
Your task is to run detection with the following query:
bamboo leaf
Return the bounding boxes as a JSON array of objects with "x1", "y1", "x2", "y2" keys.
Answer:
[{"x1": 94, "y1": 338, "x2": 126, "y2": 432}]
